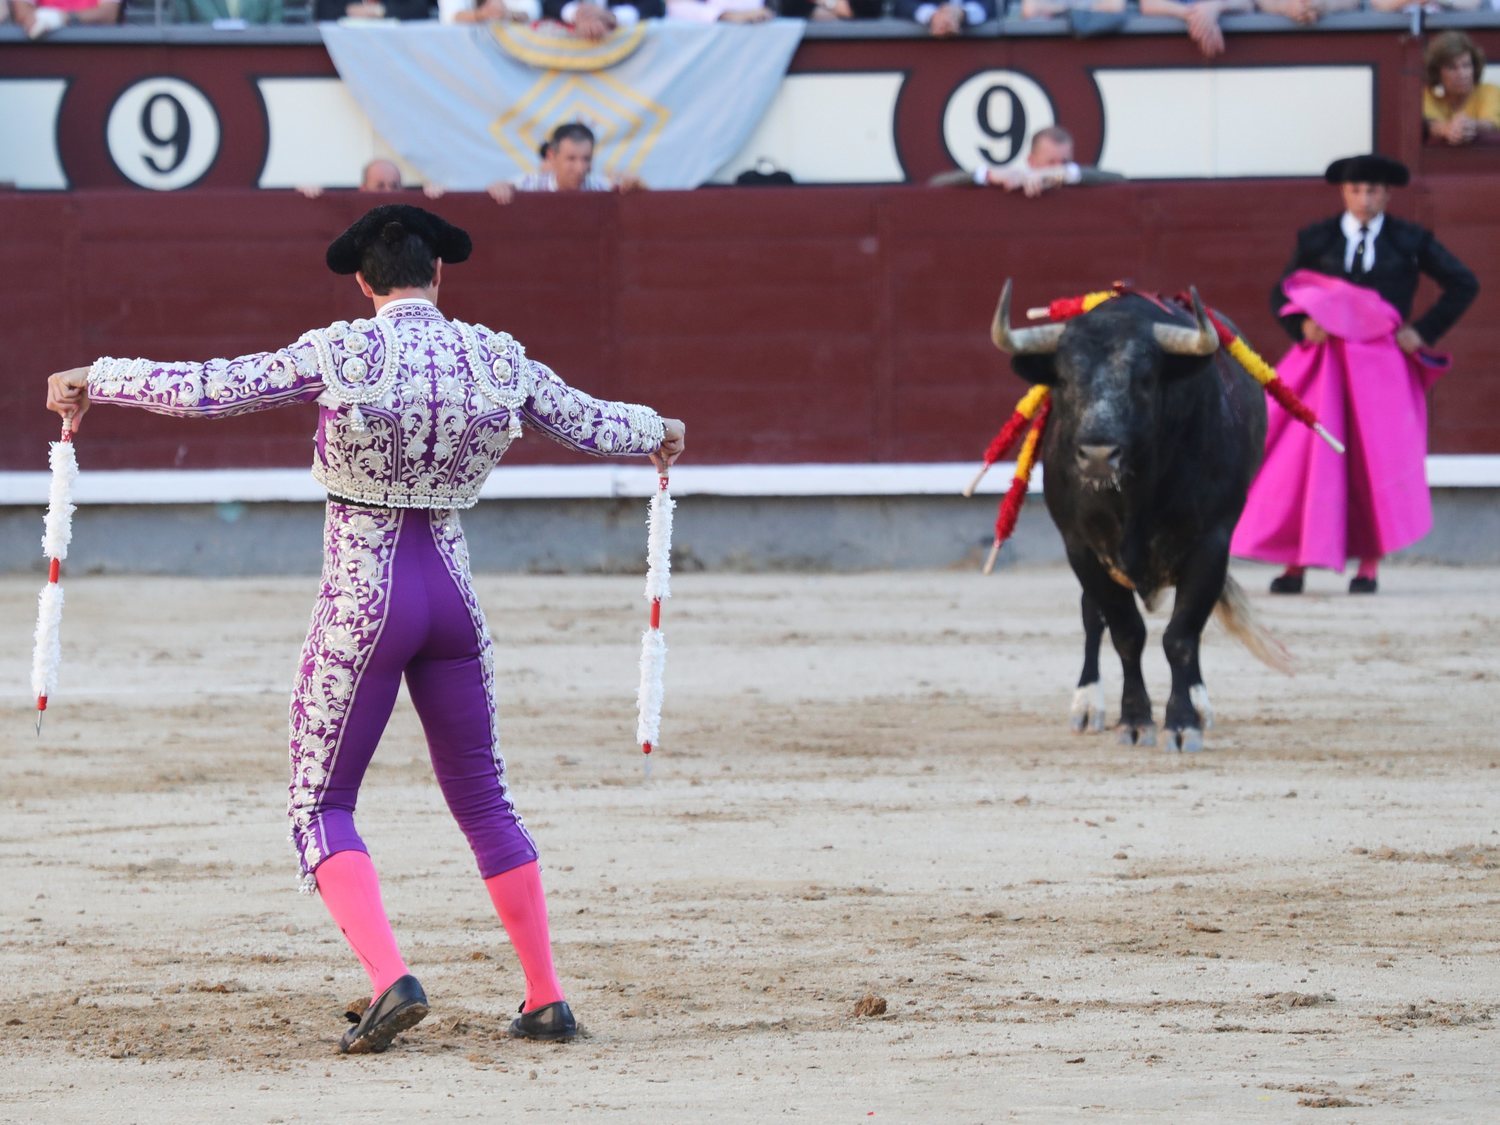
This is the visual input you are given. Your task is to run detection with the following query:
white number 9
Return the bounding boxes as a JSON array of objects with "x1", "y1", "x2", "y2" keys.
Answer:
[{"x1": 106, "y1": 77, "x2": 221, "y2": 191}]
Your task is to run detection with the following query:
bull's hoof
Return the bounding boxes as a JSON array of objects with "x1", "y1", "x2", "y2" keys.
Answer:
[
  {"x1": 1188, "y1": 684, "x2": 1215, "y2": 731},
  {"x1": 1069, "y1": 683, "x2": 1106, "y2": 734},
  {"x1": 1117, "y1": 722, "x2": 1157, "y2": 748},
  {"x1": 1165, "y1": 727, "x2": 1204, "y2": 753}
]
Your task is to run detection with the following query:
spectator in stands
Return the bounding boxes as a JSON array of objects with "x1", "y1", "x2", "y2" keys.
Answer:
[
  {"x1": 439, "y1": 0, "x2": 537, "y2": 21},
  {"x1": 1255, "y1": 0, "x2": 1357, "y2": 26},
  {"x1": 894, "y1": 0, "x2": 996, "y2": 35},
  {"x1": 1423, "y1": 31, "x2": 1500, "y2": 146},
  {"x1": 361, "y1": 159, "x2": 405, "y2": 192},
  {"x1": 299, "y1": 158, "x2": 446, "y2": 199},
  {"x1": 542, "y1": 0, "x2": 664, "y2": 39},
  {"x1": 777, "y1": 0, "x2": 883, "y2": 20},
  {"x1": 666, "y1": 0, "x2": 773, "y2": 21},
  {"x1": 930, "y1": 126, "x2": 1126, "y2": 195},
  {"x1": 1368, "y1": 0, "x2": 1479, "y2": 11},
  {"x1": 1138, "y1": 0, "x2": 1250, "y2": 58},
  {"x1": 11, "y1": 0, "x2": 120, "y2": 38},
  {"x1": 317, "y1": 0, "x2": 433, "y2": 18},
  {"x1": 488, "y1": 122, "x2": 645, "y2": 203},
  {"x1": 174, "y1": 0, "x2": 283, "y2": 21},
  {"x1": 1015, "y1": 0, "x2": 1124, "y2": 26}
]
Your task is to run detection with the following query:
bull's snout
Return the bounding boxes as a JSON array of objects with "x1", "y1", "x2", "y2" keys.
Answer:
[{"x1": 1075, "y1": 443, "x2": 1122, "y2": 481}]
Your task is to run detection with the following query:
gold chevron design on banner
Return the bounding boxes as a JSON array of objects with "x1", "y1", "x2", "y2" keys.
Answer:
[
  {"x1": 491, "y1": 23, "x2": 647, "y2": 71},
  {"x1": 488, "y1": 72, "x2": 671, "y2": 178}
]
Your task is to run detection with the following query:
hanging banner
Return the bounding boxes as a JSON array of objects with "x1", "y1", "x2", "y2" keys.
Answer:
[{"x1": 320, "y1": 21, "x2": 804, "y2": 191}]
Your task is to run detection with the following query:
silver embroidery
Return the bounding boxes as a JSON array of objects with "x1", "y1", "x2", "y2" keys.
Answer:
[
  {"x1": 88, "y1": 305, "x2": 665, "y2": 510},
  {"x1": 287, "y1": 504, "x2": 402, "y2": 892},
  {"x1": 87, "y1": 351, "x2": 322, "y2": 418}
]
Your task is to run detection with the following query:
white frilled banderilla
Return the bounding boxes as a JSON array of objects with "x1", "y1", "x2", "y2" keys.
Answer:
[
  {"x1": 32, "y1": 418, "x2": 79, "y2": 734},
  {"x1": 635, "y1": 470, "x2": 674, "y2": 757}
]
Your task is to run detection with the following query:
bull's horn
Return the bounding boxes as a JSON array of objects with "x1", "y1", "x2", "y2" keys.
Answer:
[
  {"x1": 1152, "y1": 287, "x2": 1219, "y2": 356},
  {"x1": 991, "y1": 279, "x2": 1065, "y2": 355}
]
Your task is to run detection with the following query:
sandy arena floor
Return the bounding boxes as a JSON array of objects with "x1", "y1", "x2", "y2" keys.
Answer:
[{"x1": 1, "y1": 563, "x2": 1497, "y2": 1122}]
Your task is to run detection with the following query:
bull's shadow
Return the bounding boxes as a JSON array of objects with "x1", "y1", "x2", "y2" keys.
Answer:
[{"x1": 991, "y1": 281, "x2": 1291, "y2": 752}]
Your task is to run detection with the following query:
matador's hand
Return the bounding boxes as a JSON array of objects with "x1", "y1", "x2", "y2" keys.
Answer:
[
  {"x1": 1301, "y1": 320, "x2": 1328, "y2": 346},
  {"x1": 1395, "y1": 326, "x2": 1426, "y2": 354},
  {"x1": 46, "y1": 367, "x2": 92, "y2": 432},
  {"x1": 651, "y1": 418, "x2": 685, "y2": 471}
]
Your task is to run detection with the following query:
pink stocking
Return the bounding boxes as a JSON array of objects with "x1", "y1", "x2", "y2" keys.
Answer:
[
  {"x1": 484, "y1": 861, "x2": 565, "y2": 1011},
  {"x1": 1356, "y1": 556, "x2": 1380, "y2": 580},
  {"x1": 315, "y1": 850, "x2": 409, "y2": 999}
]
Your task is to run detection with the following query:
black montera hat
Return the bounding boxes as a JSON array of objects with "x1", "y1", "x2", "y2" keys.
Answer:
[
  {"x1": 326, "y1": 205, "x2": 472, "y2": 275},
  {"x1": 1324, "y1": 154, "x2": 1410, "y2": 187}
]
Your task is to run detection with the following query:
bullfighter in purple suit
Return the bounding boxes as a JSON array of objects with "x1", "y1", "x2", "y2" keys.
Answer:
[{"x1": 45, "y1": 204, "x2": 687, "y2": 1054}]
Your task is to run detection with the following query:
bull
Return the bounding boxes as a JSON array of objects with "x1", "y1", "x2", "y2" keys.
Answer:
[{"x1": 991, "y1": 281, "x2": 1289, "y2": 752}]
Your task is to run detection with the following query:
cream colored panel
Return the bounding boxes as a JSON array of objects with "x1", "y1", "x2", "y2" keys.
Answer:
[
  {"x1": 710, "y1": 73, "x2": 905, "y2": 185},
  {"x1": 257, "y1": 77, "x2": 424, "y2": 189},
  {"x1": 0, "y1": 80, "x2": 68, "y2": 190},
  {"x1": 1096, "y1": 67, "x2": 1373, "y2": 179}
]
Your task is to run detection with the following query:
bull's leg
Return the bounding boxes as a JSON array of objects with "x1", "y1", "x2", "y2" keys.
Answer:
[
  {"x1": 1161, "y1": 534, "x2": 1230, "y2": 753},
  {"x1": 1066, "y1": 546, "x2": 1152, "y2": 746},
  {"x1": 1070, "y1": 590, "x2": 1107, "y2": 734}
]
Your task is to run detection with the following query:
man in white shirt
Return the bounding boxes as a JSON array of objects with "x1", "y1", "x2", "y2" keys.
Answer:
[
  {"x1": 930, "y1": 126, "x2": 1126, "y2": 196},
  {"x1": 488, "y1": 122, "x2": 645, "y2": 203}
]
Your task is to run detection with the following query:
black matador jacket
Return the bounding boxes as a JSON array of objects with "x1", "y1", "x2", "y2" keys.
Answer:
[{"x1": 1271, "y1": 214, "x2": 1479, "y2": 345}]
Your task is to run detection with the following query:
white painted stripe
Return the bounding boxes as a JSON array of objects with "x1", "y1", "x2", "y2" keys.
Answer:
[
  {"x1": 709, "y1": 73, "x2": 906, "y2": 185},
  {"x1": 1096, "y1": 67, "x2": 1372, "y2": 179},
  {"x1": 2, "y1": 456, "x2": 1498, "y2": 505},
  {"x1": 256, "y1": 77, "x2": 423, "y2": 190},
  {"x1": 0, "y1": 79, "x2": 69, "y2": 191}
]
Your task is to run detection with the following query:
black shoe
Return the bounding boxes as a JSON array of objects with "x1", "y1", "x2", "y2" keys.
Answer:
[
  {"x1": 508, "y1": 1000, "x2": 577, "y2": 1042},
  {"x1": 339, "y1": 974, "x2": 429, "y2": 1055},
  {"x1": 1269, "y1": 573, "x2": 1304, "y2": 595},
  {"x1": 1349, "y1": 576, "x2": 1378, "y2": 595}
]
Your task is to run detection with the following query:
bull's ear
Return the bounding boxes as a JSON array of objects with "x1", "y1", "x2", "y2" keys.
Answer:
[
  {"x1": 1161, "y1": 353, "x2": 1214, "y2": 382},
  {"x1": 1011, "y1": 355, "x2": 1059, "y2": 386}
]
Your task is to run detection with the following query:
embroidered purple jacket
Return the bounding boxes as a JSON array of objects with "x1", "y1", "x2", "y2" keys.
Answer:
[{"x1": 86, "y1": 298, "x2": 666, "y2": 509}]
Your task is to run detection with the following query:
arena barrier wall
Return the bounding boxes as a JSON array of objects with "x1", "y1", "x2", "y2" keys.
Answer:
[{"x1": 3, "y1": 182, "x2": 1498, "y2": 476}]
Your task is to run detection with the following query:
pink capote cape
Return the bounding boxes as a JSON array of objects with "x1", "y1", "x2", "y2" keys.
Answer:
[{"x1": 1230, "y1": 270, "x2": 1450, "y2": 571}]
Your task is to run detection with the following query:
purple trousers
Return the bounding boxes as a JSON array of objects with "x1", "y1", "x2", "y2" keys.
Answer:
[{"x1": 287, "y1": 501, "x2": 537, "y2": 891}]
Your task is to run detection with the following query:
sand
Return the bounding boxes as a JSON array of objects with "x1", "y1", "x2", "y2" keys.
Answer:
[{"x1": 2, "y1": 563, "x2": 1497, "y2": 1122}]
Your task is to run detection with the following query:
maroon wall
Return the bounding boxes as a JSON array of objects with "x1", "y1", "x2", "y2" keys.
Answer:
[{"x1": 3, "y1": 180, "x2": 1496, "y2": 473}]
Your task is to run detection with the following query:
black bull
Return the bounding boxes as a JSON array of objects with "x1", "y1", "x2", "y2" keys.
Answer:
[{"x1": 992, "y1": 282, "x2": 1289, "y2": 752}]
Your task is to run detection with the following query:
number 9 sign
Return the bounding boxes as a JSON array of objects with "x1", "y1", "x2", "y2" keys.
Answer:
[
  {"x1": 106, "y1": 78, "x2": 221, "y2": 191},
  {"x1": 942, "y1": 70, "x2": 1056, "y2": 172}
]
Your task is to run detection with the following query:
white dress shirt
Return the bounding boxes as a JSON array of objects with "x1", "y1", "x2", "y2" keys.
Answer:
[{"x1": 1341, "y1": 211, "x2": 1384, "y2": 274}]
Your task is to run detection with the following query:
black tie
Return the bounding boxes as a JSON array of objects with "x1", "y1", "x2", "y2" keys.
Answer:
[{"x1": 1351, "y1": 226, "x2": 1369, "y2": 279}]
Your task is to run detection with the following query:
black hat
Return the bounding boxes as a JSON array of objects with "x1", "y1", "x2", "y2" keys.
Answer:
[
  {"x1": 1324, "y1": 154, "x2": 1410, "y2": 187},
  {"x1": 325, "y1": 205, "x2": 472, "y2": 275}
]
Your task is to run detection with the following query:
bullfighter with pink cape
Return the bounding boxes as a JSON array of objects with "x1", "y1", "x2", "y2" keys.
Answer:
[
  {"x1": 1231, "y1": 271, "x2": 1450, "y2": 573},
  {"x1": 1232, "y1": 154, "x2": 1478, "y2": 594}
]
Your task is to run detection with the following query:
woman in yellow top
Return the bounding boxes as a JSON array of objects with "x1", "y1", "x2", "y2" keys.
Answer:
[{"x1": 1424, "y1": 31, "x2": 1500, "y2": 147}]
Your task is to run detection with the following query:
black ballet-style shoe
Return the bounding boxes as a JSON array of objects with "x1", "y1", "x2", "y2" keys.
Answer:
[
  {"x1": 1269, "y1": 572, "x2": 1304, "y2": 595},
  {"x1": 339, "y1": 974, "x2": 429, "y2": 1055},
  {"x1": 507, "y1": 999, "x2": 577, "y2": 1042},
  {"x1": 1348, "y1": 576, "x2": 1379, "y2": 595}
]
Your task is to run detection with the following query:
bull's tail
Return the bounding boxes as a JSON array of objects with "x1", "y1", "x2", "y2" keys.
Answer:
[{"x1": 1216, "y1": 573, "x2": 1295, "y2": 675}]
